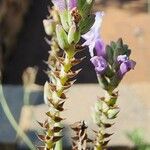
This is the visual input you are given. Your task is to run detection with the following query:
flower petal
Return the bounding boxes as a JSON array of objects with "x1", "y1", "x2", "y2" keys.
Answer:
[
  {"x1": 52, "y1": 0, "x2": 66, "y2": 11},
  {"x1": 95, "y1": 39, "x2": 106, "y2": 57},
  {"x1": 68, "y1": 0, "x2": 77, "y2": 10},
  {"x1": 118, "y1": 59, "x2": 136, "y2": 78},
  {"x1": 117, "y1": 55, "x2": 128, "y2": 63},
  {"x1": 82, "y1": 11, "x2": 104, "y2": 57},
  {"x1": 90, "y1": 56, "x2": 107, "y2": 74}
]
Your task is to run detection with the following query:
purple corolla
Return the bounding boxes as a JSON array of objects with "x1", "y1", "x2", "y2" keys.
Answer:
[
  {"x1": 82, "y1": 12, "x2": 104, "y2": 57},
  {"x1": 52, "y1": 0, "x2": 77, "y2": 11},
  {"x1": 117, "y1": 55, "x2": 136, "y2": 78},
  {"x1": 90, "y1": 56, "x2": 108, "y2": 74}
]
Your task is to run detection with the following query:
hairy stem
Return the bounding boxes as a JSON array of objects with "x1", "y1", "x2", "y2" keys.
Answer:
[{"x1": 94, "y1": 91, "x2": 118, "y2": 150}]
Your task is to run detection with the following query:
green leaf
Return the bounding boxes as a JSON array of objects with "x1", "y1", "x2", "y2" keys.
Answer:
[
  {"x1": 79, "y1": 14, "x2": 95, "y2": 34},
  {"x1": 56, "y1": 25, "x2": 69, "y2": 50},
  {"x1": 77, "y1": 0, "x2": 85, "y2": 10},
  {"x1": 68, "y1": 24, "x2": 80, "y2": 44},
  {"x1": 81, "y1": 0, "x2": 94, "y2": 18},
  {"x1": 107, "y1": 108, "x2": 119, "y2": 119},
  {"x1": 59, "y1": 10, "x2": 69, "y2": 32},
  {"x1": 106, "y1": 45, "x2": 114, "y2": 65},
  {"x1": 97, "y1": 75, "x2": 109, "y2": 91},
  {"x1": 77, "y1": 0, "x2": 94, "y2": 18},
  {"x1": 113, "y1": 38, "x2": 132, "y2": 60},
  {"x1": 110, "y1": 41, "x2": 117, "y2": 50}
]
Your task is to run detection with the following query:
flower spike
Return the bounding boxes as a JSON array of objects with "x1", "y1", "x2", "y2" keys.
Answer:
[{"x1": 40, "y1": 1, "x2": 95, "y2": 150}]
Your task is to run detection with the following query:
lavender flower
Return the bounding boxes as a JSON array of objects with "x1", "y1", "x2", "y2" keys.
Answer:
[
  {"x1": 117, "y1": 55, "x2": 129, "y2": 63},
  {"x1": 52, "y1": 0, "x2": 66, "y2": 11},
  {"x1": 68, "y1": 0, "x2": 77, "y2": 10},
  {"x1": 95, "y1": 39, "x2": 106, "y2": 58},
  {"x1": 82, "y1": 12, "x2": 104, "y2": 57},
  {"x1": 90, "y1": 56, "x2": 107, "y2": 74},
  {"x1": 117, "y1": 55, "x2": 136, "y2": 78},
  {"x1": 52, "y1": 0, "x2": 77, "y2": 11}
]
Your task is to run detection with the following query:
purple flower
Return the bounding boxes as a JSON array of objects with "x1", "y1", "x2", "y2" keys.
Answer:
[
  {"x1": 95, "y1": 39, "x2": 106, "y2": 58},
  {"x1": 52, "y1": 0, "x2": 66, "y2": 11},
  {"x1": 117, "y1": 55, "x2": 136, "y2": 78},
  {"x1": 52, "y1": 0, "x2": 77, "y2": 11},
  {"x1": 82, "y1": 12, "x2": 104, "y2": 57},
  {"x1": 90, "y1": 56, "x2": 108, "y2": 74},
  {"x1": 68, "y1": 0, "x2": 77, "y2": 10},
  {"x1": 117, "y1": 55, "x2": 128, "y2": 63}
]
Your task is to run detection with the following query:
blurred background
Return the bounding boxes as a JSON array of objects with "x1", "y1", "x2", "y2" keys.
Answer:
[{"x1": 0, "y1": 0, "x2": 150, "y2": 149}]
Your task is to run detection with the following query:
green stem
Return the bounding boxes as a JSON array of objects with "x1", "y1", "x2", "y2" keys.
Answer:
[
  {"x1": 54, "y1": 51, "x2": 75, "y2": 150},
  {"x1": 94, "y1": 146, "x2": 103, "y2": 150},
  {"x1": 54, "y1": 123, "x2": 63, "y2": 150},
  {"x1": 0, "y1": 83, "x2": 36, "y2": 150}
]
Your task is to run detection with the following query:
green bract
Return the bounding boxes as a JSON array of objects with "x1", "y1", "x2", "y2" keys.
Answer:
[
  {"x1": 68, "y1": 23, "x2": 80, "y2": 44},
  {"x1": 56, "y1": 25, "x2": 69, "y2": 50},
  {"x1": 79, "y1": 14, "x2": 95, "y2": 34},
  {"x1": 59, "y1": 11, "x2": 70, "y2": 32}
]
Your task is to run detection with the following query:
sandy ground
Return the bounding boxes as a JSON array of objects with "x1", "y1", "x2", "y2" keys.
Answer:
[{"x1": 22, "y1": 84, "x2": 150, "y2": 146}]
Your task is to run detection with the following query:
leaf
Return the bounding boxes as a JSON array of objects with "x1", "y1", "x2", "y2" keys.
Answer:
[
  {"x1": 56, "y1": 24, "x2": 69, "y2": 50},
  {"x1": 79, "y1": 14, "x2": 95, "y2": 34},
  {"x1": 59, "y1": 10, "x2": 69, "y2": 32},
  {"x1": 106, "y1": 45, "x2": 114, "y2": 65}
]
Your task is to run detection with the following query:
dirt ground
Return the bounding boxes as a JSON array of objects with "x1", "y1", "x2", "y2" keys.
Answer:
[{"x1": 94, "y1": 3, "x2": 150, "y2": 84}]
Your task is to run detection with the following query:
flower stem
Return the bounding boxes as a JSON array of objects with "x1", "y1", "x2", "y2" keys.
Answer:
[
  {"x1": 93, "y1": 90, "x2": 118, "y2": 149},
  {"x1": 54, "y1": 122, "x2": 63, "y2": 150}
]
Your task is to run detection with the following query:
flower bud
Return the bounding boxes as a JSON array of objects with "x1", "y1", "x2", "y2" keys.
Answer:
[
  {"x1": 68, "y1": 23, "x2": 80, "y2": 44},
  {"x1": 117, "y1": 55, "x2": 136, "y2": 78},
  {"x1": 107, "y1": 108, "x2": 119, "y2": 119},
  {"x1": 56, "y1": 25, "x2": 69, "y2": 50},
  {"x1": 43, "y1": 19, "x2": 55, "y2": 36},
  {"x1": 92, "y1": 110, "x2": 101, "y2": 125},
  {"x1": 94, "y1": 100, "x2": 102, "y2": 112},
  {"x1": 95, "y1": 99, "x2": 109, "y2": 113},
  {"x1": 59, "y1": 11, "x2": 70, "y2": 32},
  {"x1": 44, "y1": 82, "x2": 52, "y2": 104},
  {"x1": 90, "y1": 56, "x2": 108, "y2": 75}
]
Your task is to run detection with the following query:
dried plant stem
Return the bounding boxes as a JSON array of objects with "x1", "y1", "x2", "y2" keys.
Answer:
[{"x1": 71, "y1": 121, "x2": 92, "y2": 150}]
